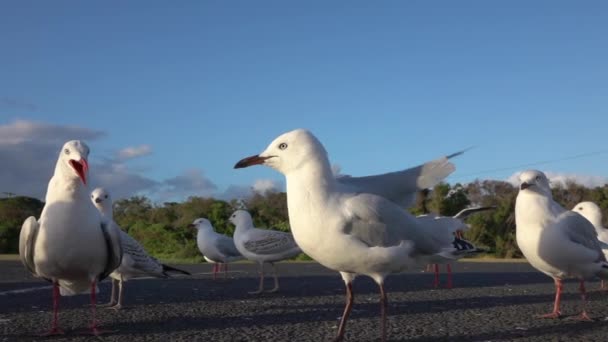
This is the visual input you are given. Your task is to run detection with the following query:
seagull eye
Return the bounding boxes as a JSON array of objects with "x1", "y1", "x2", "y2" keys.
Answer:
[
  {"x1": 579, "y1": 207, "x2": 583, "y2": 210},
  {"x1": 104, "y1": 195, "x2": 108, "y2": 198},
  {"x1": 535, "y1": 176, "x2": 541, "y2": 181},
  {"x1": 64, "y1": 148, "x2": 70, "y2": 155},
  {"x1": 278, "y1": 143, "x2": 288, "y2": 150}
]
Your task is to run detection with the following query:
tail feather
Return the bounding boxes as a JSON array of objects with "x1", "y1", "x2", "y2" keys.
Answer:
[{"x1": 162, "y1": 264, "x2": 191, "y2": 277}]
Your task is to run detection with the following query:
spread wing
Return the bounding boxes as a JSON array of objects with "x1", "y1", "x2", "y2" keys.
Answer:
[
  {"x1": 19, "y1": 216, "x2": 40, "y2": 277},
  {"x1": 453, "y1": 206, "x2": 497, "y2": 220},
  {"x1": 337, "y1": 151, "x2": 462, "y2": 207},
  {"x1": 99, "y1": 221, "x2": 123, "y2": 281}
]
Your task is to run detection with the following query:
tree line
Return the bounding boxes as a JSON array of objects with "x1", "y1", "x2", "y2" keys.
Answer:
[{"x1": 2, "y1": 180, "x2": 607, "y2": 260}]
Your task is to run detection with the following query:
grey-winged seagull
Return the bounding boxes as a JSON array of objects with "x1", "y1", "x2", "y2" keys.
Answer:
[
  {"x1": 19, "y1": 141, "x2": 122, "y2": 335},
  {"x1": 572, "y1": 201, "x2": 608, "y2": 289},
  {"x1": 515, "y1": 170, "x2": 608, "y2": 320},
  {"x1": 189, "y1": 218, "x2": 243, "y2": 280},
  {"x1": 234, "y1": 129, "x2": 471, "y2": 341},
  {"x1": 91, "y1": 187, "x2": 190, "y2": 310},
  {"x1": 229, "y1": 210, "x2": 301, "y2": 294}
]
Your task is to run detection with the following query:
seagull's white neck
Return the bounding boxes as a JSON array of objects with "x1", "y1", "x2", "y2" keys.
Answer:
[
  {"x1": 285, "y1": 158, "x2": 336, "y2": 199},
  {"x1": 96, "y1": 204, "x2": 113, "y2": 221},
  {"x1": 45, "y1": 175, "x2": 88, "y2": 203},
  {"x1": 515, "y1": 191, "x2": 560, "y2": 227}
]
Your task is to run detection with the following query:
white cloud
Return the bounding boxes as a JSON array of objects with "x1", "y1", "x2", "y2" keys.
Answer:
[
  {"x1": 117, "y1": 145, "x2": 152, "y2": 160},
  {"x1": 506, "y1": 171, "x2": 608, "y2": 188},
  {"x1": 157, "y1": 169, "x2": 218, "y2": 200},
  {"x1": 0, "y1": 119, "x2": 104, "y2": 145},
  {"x1": 252, "y1": 179, "x2": 280, "y2": 194}
]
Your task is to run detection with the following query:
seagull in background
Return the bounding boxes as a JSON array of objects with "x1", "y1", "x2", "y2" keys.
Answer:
[
  {"x1": 572, "y1": 201, "x2": 608, "y2": 289},
  {"x1": 91, "y1": 187, "x2": 190, "y2": 310},
  {"x1": 229, "y1": 210, "x2": 301, "y2": 294},
  {"x1": 189, "y1": 218, "x2": 243, "y2": 280},
  {"x1": 19, "y1": 141, "x2": 122, "y2": 335},
  {"x1": 515, "y1": 170, "x2": 608, "y2": 320}
]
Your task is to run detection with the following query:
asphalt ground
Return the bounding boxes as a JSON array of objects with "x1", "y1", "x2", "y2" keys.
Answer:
[{"x1": 2, "y1": 260, "x2": 608, "y2": 341}]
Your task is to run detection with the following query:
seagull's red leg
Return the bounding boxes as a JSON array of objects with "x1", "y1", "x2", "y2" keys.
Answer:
[
  {"x1": 40, "y1": 282, "x2": 64, "y2": 336},
  {"x1": 446, "y1": 264, "x2": 453, "y2": 289},
  {"x1": 224, "y1": 263, "x2": 228, "y2": 278},
  {"x1": 86, "y1": 281, "x2": 114, "y2": 335},
  {"x1": 213, "y1": 263, "x2": 218, "y2": 280},
  {"x1": 538, "y1": 278, "x2": 562, "y2": 319},
  {"x1": 433, "y1": 264, "x2": 440, "y2": 288},
  {"x1": 575, "y1": 280, "x2": 593, "y2": 321},
  {"x1": 379, "y1": 282, "x2": 388, "y2": 342},
  {"x1": 334, "y1": 282, "x2": 354, "y2": 342}
]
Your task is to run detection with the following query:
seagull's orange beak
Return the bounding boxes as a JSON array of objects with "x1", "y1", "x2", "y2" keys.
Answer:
[
  {"x1": 234, "y1": 155, "x2": 270, "y2": 169},
  {"x1": 69, "y1": 158, "x2": 89, "y2": 185}
]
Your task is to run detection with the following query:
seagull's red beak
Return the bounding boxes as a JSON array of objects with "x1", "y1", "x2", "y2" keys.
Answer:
[
  {"x1": 234, "y1": 155, "x2": 270, "y2": 169},
  {"x1": 69, "y1": 158, "x2": 89, "y2": 185}
]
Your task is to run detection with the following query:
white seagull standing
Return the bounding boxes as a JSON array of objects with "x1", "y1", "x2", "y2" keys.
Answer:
[
  {"x1": 91, "y1": 188, "x2": 190, "y2": 310},
  {"x1": 234, "y1": 129, "x2": 470, "y2": 341},
  {"x1": 515, "y1": 170, "x2": 608, "y2": 320},
  {"x1": 572, "y1": 201, "x2": 608, "y2": 289},
  {"x1": 19, "y1": 141, "x2": 122, "y2": 336},
  {"x1": 229, "y1": 210, "x2": 301, "y2": 294},
  {"x1": 189, "y1": 218, "x2": 243, "y2": 280}
]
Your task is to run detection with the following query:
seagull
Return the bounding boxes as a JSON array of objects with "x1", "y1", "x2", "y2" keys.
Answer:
[
  {"x1": 234, "y1": 129, "x2": 469, "y2": 341},
  {"x1": 189, "y1": 218, "x2": 243, "y2": 280},
  {"x1": 421, "y1": 206, "x2": 495, "y2": 288},
  {"x1": 572, "y1": 201, "x2": 608, "y2": 289},
  {"x1": 515, "y1": 170, "x2": 608, "y2": 320},
  {"x1": 90, "y1": 188, "x2": 191, "y2": 310},
  {"x1": 19, "y1": 141, "x2": 122, "y2": 335},
  {"x1": 229, "y1": 210, "x2": 301, "y2": 294}
]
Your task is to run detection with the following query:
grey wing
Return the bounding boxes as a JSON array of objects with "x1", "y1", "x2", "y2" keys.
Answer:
[
  {"x1": 216, "y1": 235, "x2": 242, "y2": 258},
  {"x1": 19, "y1": 216, "x2": 40, "y2": 277},
  {"x1": 343, "y1": 193, "x2": 452, "y2": 255},
  {"x1": 559, "y1": 211, "x2": 606, "y2": 261},
  {"x1": 119, "y1": 230, "x2": 163, "y2": 273},
  {"x1": 337, "y1": 151, "x2": 461, "y2": 207},
  {"x1": 99, "y1": 221, "x2": 123, "y2": 281},
  {"x1": 243, "y1": 229, "x2": 300, "y2": 256},
  {"x1": 453, "y1": 206, "x2": 497, "y2": 220}
]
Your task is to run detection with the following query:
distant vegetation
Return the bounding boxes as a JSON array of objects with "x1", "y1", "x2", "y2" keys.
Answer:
[{"x1": 2, "y1": 180, "x2": 607, "y2": 261}]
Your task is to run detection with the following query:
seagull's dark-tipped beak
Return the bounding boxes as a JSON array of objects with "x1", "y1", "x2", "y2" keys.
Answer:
[
  {"x1": 94, "y1": 197, "x2": 102, "y2": 203},
  {"x1": 69, "y1": 158, "x2": 89, "y2": 185},
  {"x1": 234, "y1": 155, "x2": 270, "y2": 169},
  {"x1": 520, "y1": 182, "x2": 531, "y2": 190},
  {"x1": 187, "y1": 224, "x2": 195, "y2": 229}
]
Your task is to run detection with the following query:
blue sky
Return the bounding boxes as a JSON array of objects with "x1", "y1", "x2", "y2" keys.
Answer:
[{"x1": 1, "y1": 1, "x2": 607, "y2": 200}]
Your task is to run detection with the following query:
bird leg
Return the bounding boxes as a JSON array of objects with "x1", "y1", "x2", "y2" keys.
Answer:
[
  {"x1": 538, "y1": 278, "x2": 562, "y2": 319},
  {"x1": 40, "y1": 282, "x2": 64, "y2": 336},
  {"x1": 446, "y1": 264, "x2": 453, "y2": 289},
  {"x1": 334, "y1": 282, "x2": 354, "y2": 342},
  {"x1": 111, "y1": 279, "x2": 124, "y2": 310},
  {"x1": 574, "y1": 280, "x2": 592, "y2": 321},
  {"x1": 100, "y1": 279, "x2": 117, "y2": 308},
  {"x1": 601, "y1": 280, "x2": 606, "y2": 291},
  {"x1": 249, "y1": 263, "x2": 265, "y2": 294},
  {"x1": 267, "y1": 263, "x2": 280, "y2": 293},
  {"x1": 85, "y1": 281, "x2": 114, "y2": 335},
  {"x1": 433, "y1": 264, "x2": 440, "y2": 288},
  {"x1": 379, "y1": 283, "x2": 388, "y2": 342},
  {"x1": 224, "y1": 263, "x2": 228, "y2": 279},
  {"x1": 212, "y1": 263, "x2": 218, "y2": 280}
]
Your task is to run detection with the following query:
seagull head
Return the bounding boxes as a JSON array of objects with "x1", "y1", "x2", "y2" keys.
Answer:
[
  {"x1": 188, "y1": 218, "x2": 213, "y2": 230},
  {"x1": 518, "y1": 170, "x2": 551, "y2": 196},
  {"x1": 59, "y1": 140, "x2": 90, "y2": 185},
  {"x1": 572, "y1": 201, "x2": 603, "y2": 227},
  {"x1": 91, "y1": 187, "x2": 111, "y2": 206},
  {"x1": 234, "y1": 129, "x2": 329, "y2": 175},
  {"x1": 229, "y1": 210, "x2": 253, "y2": 228}
]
